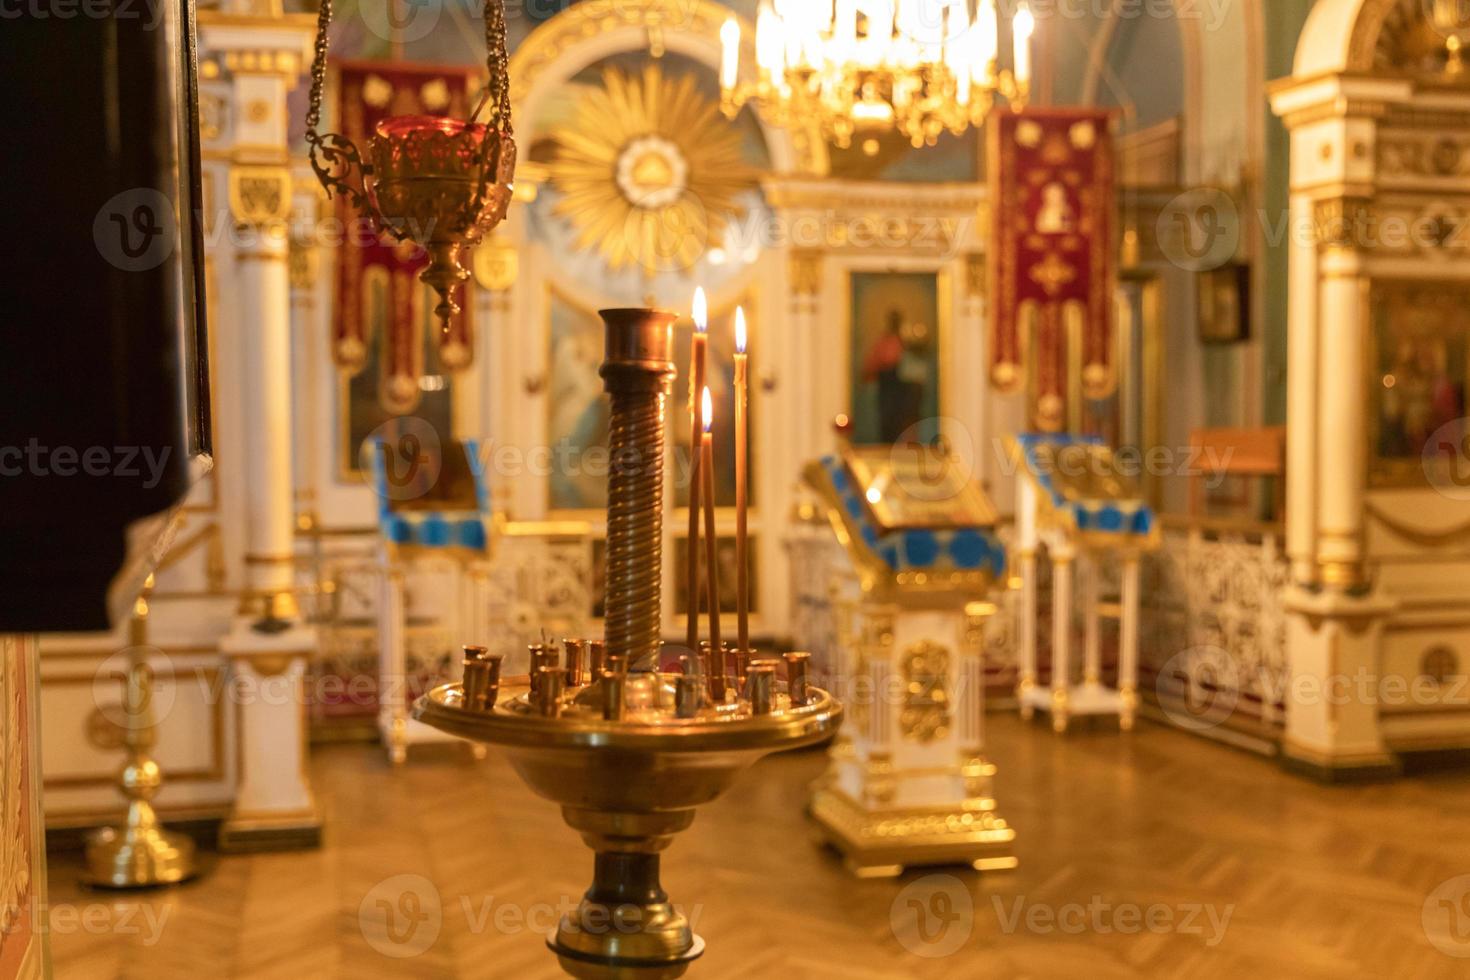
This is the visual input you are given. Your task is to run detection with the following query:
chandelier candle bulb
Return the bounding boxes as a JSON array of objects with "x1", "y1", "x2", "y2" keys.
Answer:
[
  {"x1": 1013, "y1": 2, "x2": 1035, "y2": 92},
  {"x1": 700, "y1": 386, "x2": 723, "y2": 663},
  {"x1": 734, "y1": 307, "x2": 751, "y2": 664},
  {"x1": 720, "y1": 18, "x2": 741, "y2": 92},
  {"x1": 686, "y1": 289, "x2": 709, "y2": 652}
]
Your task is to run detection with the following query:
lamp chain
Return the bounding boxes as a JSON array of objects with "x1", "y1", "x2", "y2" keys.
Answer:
[
  {"x1": 304, "y1": 0, "x2": 511, "y2": 145},
  {"x1": 483, "y1": 0, "x2": 513, "y2": 135},
  {"x1": 304, "y1": 0, "x2": 333, "y2": 146}
]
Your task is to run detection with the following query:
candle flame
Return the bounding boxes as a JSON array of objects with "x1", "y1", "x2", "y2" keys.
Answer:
[
  {"x1": 702, "y1": 386, "x2": 714, "y2": 432},
  {"x1": 693, "y1": 286, "x2": 708, "y2": 334},
  {"x1": 735, "y1": 307, "x2": 747, "y2": 354}
]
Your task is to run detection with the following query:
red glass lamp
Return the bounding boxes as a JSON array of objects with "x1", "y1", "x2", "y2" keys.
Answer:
[{"x1": 302, "y1": 0, "x2": 516, "y2": 352}]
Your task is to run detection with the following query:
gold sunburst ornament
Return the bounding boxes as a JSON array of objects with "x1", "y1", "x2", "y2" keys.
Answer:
[{"x1": 546, "y1": 63, "x2": 758, "y2": 274}]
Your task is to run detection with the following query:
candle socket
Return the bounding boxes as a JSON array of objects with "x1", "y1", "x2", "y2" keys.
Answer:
[
  {"x1": 536, "y1": 667, "x2": 566, "y2": 717},
  {"x1": 606, "y1": 653, "x2": 628, "y2": 678},
  {"x1": 564, "y1": 638, "x2": 586, "y2": 688},
  {"x1": 588, "y1": 640, "x2": 606, "y2": 679},
  {"x1": 700, "y1": 642, "x2": 727, "y2": 702},
  {"x1": 747, "y1": 665, "x2": 775, "y2": 715},
  {"x1": 601, "y1": 670, "x2": 625, "y2": 721},
  {"x1": 675, "y1": 675, "x2": 702, "y2": 719},
  {"x1": 528, "y1": 643, "x2": 554, "y2": 696},
  {"x1": 462, "y1": 644, "x2": 489, "y2": 710},
  {"x1": 784, "y1": 652, "x2": 811, "y2": 706},
  {"x1": 746, "y1": 658, "x2": 782, "y2": 699},
  {"x1": 462, "y1": 648, "x2": 504, "y2": 713}
]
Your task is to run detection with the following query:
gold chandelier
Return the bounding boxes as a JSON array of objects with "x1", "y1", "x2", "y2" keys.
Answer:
[{"x1": 720, "y1": 0, "x2": 1034, "y2": 150}]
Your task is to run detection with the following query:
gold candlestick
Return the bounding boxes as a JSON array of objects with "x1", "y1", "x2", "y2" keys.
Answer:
[
  {"x1": 733, "y1": 307, "x2": 750, "y2": 674},
  {"x1": 413, "y1": 308, "x2": 843, "y2": 980},
  {"x1": 84, "y1": 580, "x2": 197, "y2": 888},
  {"x1": 700, "y1": 386, "x2": 723, "y2": 674},
  {"x1": 685, "y1": 288, "x2": 708, "y2": 652}
]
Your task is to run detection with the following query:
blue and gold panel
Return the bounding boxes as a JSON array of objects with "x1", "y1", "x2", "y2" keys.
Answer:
[
  {"x1": 370, "y1": 438, "x2": 492, "y2": 555},
  {"x1": 1011, "y1": 433, "x2": 1159, "y2": 549},
  {"x1": 804, "y1": 452, "x2": 1005, "y2": 602}
]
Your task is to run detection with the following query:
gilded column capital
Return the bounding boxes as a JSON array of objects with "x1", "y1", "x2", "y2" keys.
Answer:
[
  {"x1": 1312, "y1": 196, "x2": 1374, "y2": 249},
  {"x1": 229, "y1": 165, "x2": 292, "y2": 234}
]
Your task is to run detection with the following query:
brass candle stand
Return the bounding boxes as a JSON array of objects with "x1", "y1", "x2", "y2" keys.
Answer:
[
  {"x1": 83, "y1": 583, "x2": 198, "y2": 888},
  {"x1": 416, "y1": 309, "x2": 841, "y2": 978}
]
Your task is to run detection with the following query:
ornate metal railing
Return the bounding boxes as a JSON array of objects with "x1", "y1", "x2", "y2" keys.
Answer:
[{"x1": 1140, "y1": 515, "x2": 1290, "y2": 749}]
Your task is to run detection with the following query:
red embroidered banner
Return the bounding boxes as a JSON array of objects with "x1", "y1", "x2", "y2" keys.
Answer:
[
  {"x1": 332, "y1": 61, "x2": 478, "y2": 412},
  {"x1": 988, "y1": 107, "x2": 1115, "y2": 431}
]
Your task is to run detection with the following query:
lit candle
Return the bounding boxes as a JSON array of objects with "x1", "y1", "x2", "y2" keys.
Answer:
[
  {"x1": 733, "y1": 308, "x2": 750, "y2": 670},
  {"x1": 701, "y1": 386, "x2": 723, "y2": 678},
  {"x1": 686, "y1": 289, "x2": 708, "y2": 651},
  {"x1": 721, "y1": 17, "x2": 741, "y2": 92},
  {"x1": 1013, "y1": 2, "x2": 1035, "y2": 92}
]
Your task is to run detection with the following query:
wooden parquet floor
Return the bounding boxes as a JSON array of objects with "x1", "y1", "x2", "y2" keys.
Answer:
[{"x1": 45, "y1": 715, "x2": 1470, "y2": 979}]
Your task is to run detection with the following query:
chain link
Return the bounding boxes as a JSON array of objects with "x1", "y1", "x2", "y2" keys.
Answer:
[
  {"x1": 304, "y1": 0, "x2": 334, "y2": 144},
  {"x1": 484, "y1": 0, "x2": 513, "y2": 135}
]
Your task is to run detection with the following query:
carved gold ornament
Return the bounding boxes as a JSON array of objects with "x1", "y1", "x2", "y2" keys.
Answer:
[
  {"x1": 545, "y1": 63, "x2": 758, "y2": 274},
  {"x1": 228, "y1": 166, "x2": 292, "y2": 228},
  {"x1": 900, "y1": 640, "x2": 952, "y2": 744}
]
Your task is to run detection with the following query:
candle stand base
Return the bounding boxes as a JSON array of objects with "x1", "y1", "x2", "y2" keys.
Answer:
[
  {"x1": 810, "y1": 784, "x2": 1017, "y2": 879},
  {"x1": 415, "y1": 673, "x2": 841, "y2": 978}
]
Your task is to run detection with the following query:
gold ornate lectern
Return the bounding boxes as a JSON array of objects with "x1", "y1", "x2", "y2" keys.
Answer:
[{"x1": 803, "y1": 443, "x2": 1017, "y2": 877}]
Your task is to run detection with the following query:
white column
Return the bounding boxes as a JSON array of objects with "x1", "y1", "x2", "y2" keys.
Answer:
[
  {"x1": 203, "y1": 11, "x2": 321, "y2": 848},
  {"x1": 1082, "y1": 552, "x2": 1101, "y2": 687},
  {"x1": 378, "y1": 559, "x2": 408, "y2": 765},
  {"x1": 237, "y1": 224, "x2": 298, "y2": 607},
  {"x1": 1119, "y1": 553, "x2": 1140, "y2": 729},
  {"x1": 1314, "y1": 244, "x2": 1368, "y2": 589},
  {"x1": 1284, "y1": 189, "x2": 1319, "y2": 585},
  {"x1": 1015, "y1": 472, "x2": 1039, "y2": 717},
  {"x1": 1050, "y1": 548, "x2": 1074, "y2": 733}
]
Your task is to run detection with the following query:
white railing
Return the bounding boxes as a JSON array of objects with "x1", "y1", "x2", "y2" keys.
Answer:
[{"x1": 1141, "y1": 516, "x2": 1290, "y2": 745}]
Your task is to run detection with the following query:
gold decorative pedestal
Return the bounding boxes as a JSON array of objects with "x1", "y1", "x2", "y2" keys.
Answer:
[
  {"x1": 417, "y1": 677, "x2": 840, "y2": 977},
  {"x1": 810, "y1": 782, "x2": 1016, "y2": 879},
  {"x1": 83, "y1": 634, "x2": 197, "y2": 888},
  {"x1": 802, "y1": 446, "x2": 1017, "y2": 878}
]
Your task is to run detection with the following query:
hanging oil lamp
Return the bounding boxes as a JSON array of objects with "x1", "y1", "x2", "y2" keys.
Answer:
[{"x1": 302, "y1": 0, "x2": 516, "y2": 373}]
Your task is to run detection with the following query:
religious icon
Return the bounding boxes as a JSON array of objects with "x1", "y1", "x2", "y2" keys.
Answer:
[
  {"x1": 1035, "y1": 182, "x2": 1074, "y2": 234},
  {"x1": 1371, "y1": 281, "x2": 1470, "y2": 485},
  {"x1": 850, "y1": 272, "x2": 942, "y2": 445},
  {"x1": 342, "y1": 277, "x2": 454, "y2": 479},
  {"x1": 547, "y1": 291, "x2": 609, "y2": 512}
]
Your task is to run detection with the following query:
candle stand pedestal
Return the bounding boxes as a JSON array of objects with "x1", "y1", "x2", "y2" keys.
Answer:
[{"x1": 415, "y1": 308, "x2": 842, "y2": 977}]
